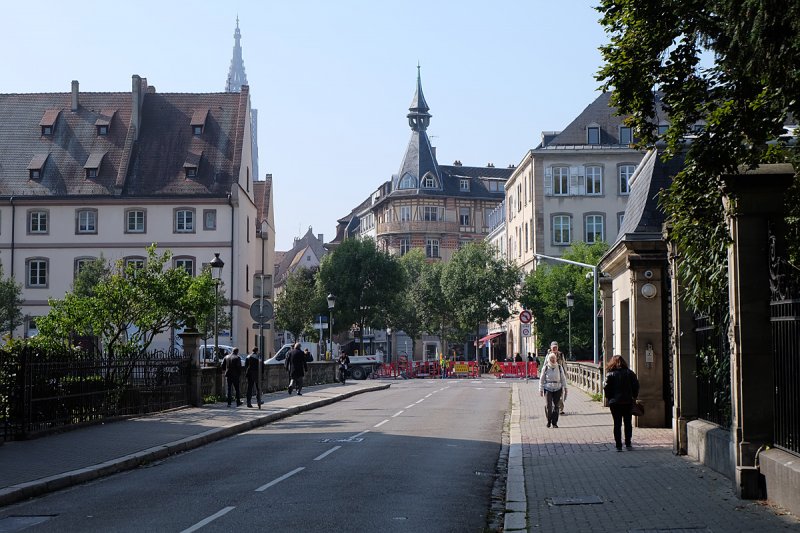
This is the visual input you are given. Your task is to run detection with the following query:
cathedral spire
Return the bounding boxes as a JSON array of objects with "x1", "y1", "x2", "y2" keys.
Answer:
[
  {"x1": 407, "y1": 64, "x2": 431, "y2": 132},
  {"x1": 225, "y1": 17, "x2": 248, "y2": 92}
]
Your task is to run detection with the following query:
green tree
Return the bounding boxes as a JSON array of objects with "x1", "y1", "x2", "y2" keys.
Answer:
[
  {"x1": 519, "y1": 242, "x2": 608, "y2": 358},
  {"x1": 318, "y1": 238, "x2": 405, "y2": 354},
  {"x1": 275, "y1": 268, "x2": 320, "y2": 341},
  {"x1": 596, "y1": 0, "x2": 800, "y2": 313},
  {"x1": 386, "y1": 249, "x2": 428, "y2": 356},
  {"x1": 416, "y1": 260, "x2": 468, "y2": 358},
  {"x1": 441, "y1": 242, "x2": 521, "y2": 361},
  {"x1": 0, "y1": 266, "x2": 23, "y2": 337},
  {"x1": 72, "y1": 257, "x2": 110, "y2": 297}
]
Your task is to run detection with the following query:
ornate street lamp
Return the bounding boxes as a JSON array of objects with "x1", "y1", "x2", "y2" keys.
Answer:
[
  {"x1": 566, "y1": 291, "x2": 574, "y2": 360},
  {"x1": 327, "y1": 294, "x2": 336, "y2": 360},
  {"x1": 210, "y1": 253, "x2": 225, "y2": 363}
]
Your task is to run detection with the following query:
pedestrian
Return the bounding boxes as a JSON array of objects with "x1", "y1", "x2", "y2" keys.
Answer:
[
  {"x1": 603, "y1": 354, "x2": 640, "y2": 451},
  {"x1": 304, "y1": 348, "x2": 313, "y2": 362},
  {"x1": 337, "y1": 352, "x2": 350, "y2": 384},
  {"x1": 526, "y1": 353, "x2": 534, "y2": 362},
  {"x1": 539, "y1": 352, "x2": 568, "y2": 428},
  {"x1": 244, "y1": 347, "x2": 262, "y2": 408},
  {"x1": 221, "y1": 347, "x2": 243, "y2": 407},
  {"x1": 514, "y1": 352, "x2": 523, "y2": 362},
  {"x1": 547, "y1": 341, "x2": 567, "y2": 415},
  {"x1": 286, "y1": 342, "x2": 308, "y2": 395}
]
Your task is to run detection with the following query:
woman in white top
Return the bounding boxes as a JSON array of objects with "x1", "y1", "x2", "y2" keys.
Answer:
[{"x1": 539, "y1": 352, "x2": 568, "y2": 428}]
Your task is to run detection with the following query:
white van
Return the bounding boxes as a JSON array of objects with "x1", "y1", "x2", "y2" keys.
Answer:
[
  {"x1": 198, "y1": 344, "x2": 235, "y2": 366},
  {"x1": 266, "y1": 342, "x2": 319, "y2": 365}
]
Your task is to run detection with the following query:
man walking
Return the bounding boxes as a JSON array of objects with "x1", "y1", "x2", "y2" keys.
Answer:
[
  {"x1": 244, "y1": 347, "x2": 262, "y2": 408},
  {"x1": 286, "y1": 343, "x2": 308, "y2": 395},
  {"x1": 221, "y1": 348, "x2": 243, "y2": 407}
]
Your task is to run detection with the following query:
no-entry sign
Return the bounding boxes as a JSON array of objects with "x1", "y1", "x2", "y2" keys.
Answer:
[{"x1": 520, "y1": 310, "x2": 532, "y2": 324}]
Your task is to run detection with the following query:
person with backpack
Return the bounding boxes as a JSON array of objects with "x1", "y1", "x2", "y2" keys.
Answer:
[
  {"x1": 603, "y1": 354, "x2": 640, "y2": 451},
  {"x1": 221, "y1": 348, "x2": 243, "y2": 407},
  {"x1": 539, "y1": 352, "x2": 568, "y2": 428}
]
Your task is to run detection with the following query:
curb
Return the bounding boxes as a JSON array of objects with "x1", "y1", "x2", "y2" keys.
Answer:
[{"x1": 0, "y1": 384, "x2": 389, "y2": 508}]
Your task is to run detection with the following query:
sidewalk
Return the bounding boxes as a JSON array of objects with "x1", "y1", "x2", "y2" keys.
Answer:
[
  {"x1": 507, "y1": 382, "x2": 800, "y2": 532},
  {"x1": 0, "y1": 381, "x2": 388, "y2": 508}
]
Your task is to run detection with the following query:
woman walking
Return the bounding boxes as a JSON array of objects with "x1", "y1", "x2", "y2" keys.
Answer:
[
  {"x1": 603, "y1": 354, "x2": 640, "y2": 451},
  {"x1": 539, "y1": 352, "x2": 568, "y2": 428}
]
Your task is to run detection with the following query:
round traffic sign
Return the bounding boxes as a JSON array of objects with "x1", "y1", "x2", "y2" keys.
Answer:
[
  {"x1": 520, "y1": 310, "x2": 532, "y2": 324},
  {"x1": 249, "y1": 299, "x2": 274, "y2": 323}
]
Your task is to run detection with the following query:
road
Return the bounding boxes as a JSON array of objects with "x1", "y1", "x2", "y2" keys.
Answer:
[{"x1": 5, "y1": 379, "x2": 511, "y2": 533}]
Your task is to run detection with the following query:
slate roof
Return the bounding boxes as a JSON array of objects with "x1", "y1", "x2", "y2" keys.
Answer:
[
  {"x1": 397, "y1": 129, "x2": 440, "y2": 183},
  {"x1": 0, "y1": 82, "x2": 248, "y2": 199},
  {"x1": 274, "y1": 227, "x2": 328, "y2": 287}
]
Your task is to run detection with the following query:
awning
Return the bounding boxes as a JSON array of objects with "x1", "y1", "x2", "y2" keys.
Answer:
[{"x1": 476, "y1": 332, "x2": 503, "y2": 347}]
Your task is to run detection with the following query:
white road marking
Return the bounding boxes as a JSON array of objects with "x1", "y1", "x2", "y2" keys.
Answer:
[
  {"x1": 351, "y1": 430, "x2": 370, "y2": 439},
  {"x1": 374, "y1": 419, "x2": 389, "y2": 427},
  {"x1": 391, "y1": 410, "x2": 404, "y2": 417},
  {"x1": 415, "y1": 399, "x2": 425, "y2": 404},
  {"x1": 180, "y1": 506, "x2": 235, "y2": 533},
  {"x1": 405, "y1": 404, "x2": 415, "y2": 409},
  {"x1": 314, "y1": 446, "x2": 341, "y2": 461},
  {"x1": 255, "y1": 467, "x2": 305, "y2": 492},
  {"x1": 425, "y1": 394, "x2": 432, "y2": 398}
]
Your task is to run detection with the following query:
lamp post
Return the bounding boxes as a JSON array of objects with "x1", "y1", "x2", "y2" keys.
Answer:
[
  {"x1": 386, "y1": 327, "x2": 392, "y2": 365},
  {"x1": 327, "y1": 294, "x2": 336, "y2": 360},
  {"x1": 210, "y1": 253, "x2": 224, "y2": 363},
  {"x1": 534, "y1": 253, "x2": 599, "y2": 365},
  {"x1": 566, "y1": 292, "x2": 574, "y2": 360}
]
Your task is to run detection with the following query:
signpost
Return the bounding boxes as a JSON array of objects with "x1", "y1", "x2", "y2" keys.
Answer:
[{"x1": 519, "y1": 309, "x2": 532, "y2": 324}]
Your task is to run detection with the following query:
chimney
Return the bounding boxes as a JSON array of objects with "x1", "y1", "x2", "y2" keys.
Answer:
[
  {"x1": 71, "y1": 80, "x2": 79, "y2": 111},
  {"x1": 318, "y1": 234, "x2": 324, "y2": 242},
  {"x1": 131, "y1": 75, "x2": 142, "y2": 141},
  {"x1": 432, "y1": 146, "x2": 436, "y2": 158}
]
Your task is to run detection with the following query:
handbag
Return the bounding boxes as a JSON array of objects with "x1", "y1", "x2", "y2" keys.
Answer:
[{"x1": 631, "y1": 400, "x2": 645, "y2": 417}]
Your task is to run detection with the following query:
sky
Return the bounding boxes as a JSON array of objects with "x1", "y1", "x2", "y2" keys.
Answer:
[{"x1": 2, "y1": 0, "x2": 611, "y2": 251}]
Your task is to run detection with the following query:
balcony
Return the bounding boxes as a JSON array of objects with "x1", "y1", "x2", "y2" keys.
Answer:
[{"x1": 377, "y1": 220, "x2": 460, "y2": 235}]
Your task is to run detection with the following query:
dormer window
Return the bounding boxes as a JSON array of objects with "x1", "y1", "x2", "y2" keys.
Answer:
[
  {"x1": 398, "y1": 174, "x2": 416, "y2": 189},
  {"x1": 84, "y1": 152, "x2": 105, "y2": 179},
  {"x1": 657, "y1": 124, "x2": 669, "y2": 136},
  {"x1": 190, "y1": 109, "x2": 208, "y2": 136},
  {"x1": 27, "y1": 154, "x2": 48, "y2": 180},
  {"x1": 459, "y1": 178, "x2": 470, "y2": 192},
  {"x1": 421, "y1": 173, "x2": 437, "y2": 188},
  {"x1": 94, "y1": 110, "x2": 115, "y2": 136},
  {"x1": 619, "y1": 126, "x2": 632, "y2": 145},
  {"x1": 587, "y1": 125, "x2": 600, "y2": 144},
  {"x1": 184, "y1": 151, "x2": 202, "y2": 179},
  {"x1": 39, "y1": 109, "x2": 60, "y2": 137}
]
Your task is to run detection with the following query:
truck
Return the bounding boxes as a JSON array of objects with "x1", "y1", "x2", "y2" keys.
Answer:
[
  {"x1": 342, "y1": 354, "x2": 384, "y2": 380},
  {"x1": 266, "y1": 342, "x2": 320, "y2": 365}
]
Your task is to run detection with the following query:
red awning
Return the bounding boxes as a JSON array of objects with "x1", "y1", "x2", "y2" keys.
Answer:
[{"x1": 477, "y1": 332, "x2": 503, "y2": 347}]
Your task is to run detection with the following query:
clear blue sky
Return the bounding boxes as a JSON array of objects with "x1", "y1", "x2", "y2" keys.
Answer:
[{"x1": 2, "y1": 0, "x2": 610, "y2": 251}]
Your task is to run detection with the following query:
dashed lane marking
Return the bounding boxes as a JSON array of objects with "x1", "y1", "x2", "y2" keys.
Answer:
[
  {"x1": 392, "y1": 410, "x2": 404, "y2": 417},
  {"x1": 180, "y1": 506, "x2": 235, "y2": 533},
  {"x1": 314, "y1": 446, "x2": 341, "y2": 461},
  {"x1": 255, "y1": 467, "x2": 304, "y2": 492},
  {"x1": 374, "y1": 419, "x2": 389, "y2": 428}
]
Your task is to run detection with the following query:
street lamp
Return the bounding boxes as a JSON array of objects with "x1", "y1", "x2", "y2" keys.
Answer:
[
  {"x1": 210, "y1": 253, "x2": 225, "y2": 363},
  {"x1": 386, "y1": 327, "x2": 392, "y2": 365},
  {"x1": 566, "y1": 292, "x2": 574, "y2": 360},
  {"x1": 534, "y1": 253, "x2": 599, "y2": 365},
  {"x1": 327, "y1": 294, "x2": 336, "y2": 360}
]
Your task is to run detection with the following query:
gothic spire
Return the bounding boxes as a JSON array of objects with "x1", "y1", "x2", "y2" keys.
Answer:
[
  {"x1": 397, "y1": 66, "x2": 440, "y2": 185},
  {"x1": 407, "y1": 64, "x2": 431, "y2": 132},
  {"x1": 225, "y1": 17, "x2": 248, "y2": 92}
]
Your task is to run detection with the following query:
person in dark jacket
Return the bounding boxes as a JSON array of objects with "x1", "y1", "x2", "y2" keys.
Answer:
[
  {"x1": 603, "y1": 354, "x2": 640, "y2": 451},
  {"x1": 221, "y1": 348, "x2": 243, "y2": 407},
  {"x1": 286, "y1": 343, "x2": 308, "y2": 395},
  {"x1": 244, "y1": 347, "x2": 262, "y2": 408}
]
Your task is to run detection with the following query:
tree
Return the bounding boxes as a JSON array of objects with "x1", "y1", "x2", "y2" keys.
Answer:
[
  {"x1": 72, "y1": 257, "x2": 110, "y2": 297},
  {"x1": 318, "y1": 238, "x2": 405, "y2": 354},
  {"x1": 596, "y1": 0, "x2": 800, "y2": 313},
  {"x1": 0, "y1": 266, "x2": 23, "y2": 338},
  {"x1": 440, "y1": 242, "x2": 521, "y2": 361},
  {"x1": 415, "y1": 259, "x2": 468, "y2": 359},
  {"x1": 275, "y1": 268, "x2": 320, "y2": 341},
  {"x1": 519, "y1": 242, "x2": 608, "y2": 358},
  {"x1": 35, "y1": 245, "x2": 216, "y2": 357}
]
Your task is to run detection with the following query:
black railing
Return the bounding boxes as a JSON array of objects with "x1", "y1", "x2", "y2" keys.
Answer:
[
  {"x1": 771, "y1": 298, "x2": 800, "y2": 455},
  {"x1": 1, "y1": 347, "x2": 190, "y2": 441},
  {"x1": 694, "y1": 314, "x2": 732, "y2": 429}
]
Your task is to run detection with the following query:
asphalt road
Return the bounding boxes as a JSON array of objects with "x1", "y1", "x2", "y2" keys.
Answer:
[{"x1": 5, "y1": 379, "x2": 510, "y2": 533}]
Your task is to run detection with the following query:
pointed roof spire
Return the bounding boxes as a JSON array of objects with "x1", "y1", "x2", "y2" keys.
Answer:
[
  {"x1": 225, "y1": 17, "x2": 248, "y2": 92},
  {"x1": 407, "y1": 64, "x2": 431, "y2": 132}
]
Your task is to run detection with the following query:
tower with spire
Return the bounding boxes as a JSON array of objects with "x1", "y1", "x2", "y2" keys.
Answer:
[
  {"x1": 396, "y1": 66, "x2": 441, "y2": 189},
  {"x1": 225, "y1": 17, "x2": 248, "y2": 92}
]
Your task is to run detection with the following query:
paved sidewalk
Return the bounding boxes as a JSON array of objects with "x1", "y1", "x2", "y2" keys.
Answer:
[
  {"x1": 0, "y1": 381, "x2": 388, "y2": 507},
  {"x1": 509, "y1": 382, "x2": 800, "y2": 532}
]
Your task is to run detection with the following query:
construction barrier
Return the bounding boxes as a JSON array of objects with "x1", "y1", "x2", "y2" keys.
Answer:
[
  {"x1": 370, "y1": 360, "x2": 481, "y2": 379},
  {"x1": 491, "y1": 361, "x2": 538, "y2": 379}
]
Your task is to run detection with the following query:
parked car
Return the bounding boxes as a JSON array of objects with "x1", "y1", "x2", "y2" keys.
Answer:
[{"x1": 199, "y1": 344, "x2": 235, "y2": 366}]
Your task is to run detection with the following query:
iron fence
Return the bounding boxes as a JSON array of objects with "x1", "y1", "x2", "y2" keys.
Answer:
[
  {"x1": 771, "y1": 298, "x2": 800, "y2": 455},
  {"x1": 1, "y1": 347, "x2": 190, "y2": 441},
  {"x1": 694, "y1": 314, "x2": 732, "y2": 429}
]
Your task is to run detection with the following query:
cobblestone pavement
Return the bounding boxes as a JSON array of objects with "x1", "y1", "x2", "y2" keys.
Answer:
[{"x1": 514, "y1": 382, "x2": 800, "y2": 532}]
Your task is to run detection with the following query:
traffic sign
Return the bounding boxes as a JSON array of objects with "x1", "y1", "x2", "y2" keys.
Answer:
[
  {"x1": 520, "y1": 310, "x2": 532, "y2": 324},
  {"x1": 252, "y1": 323, "x2": 271, "y2": 329},
  {"x1": 521, "y1": 324, "x2": 531, "y2": 337},
  {"x1": 249, "y1": 299, "x2": 274, "y2": 323}
]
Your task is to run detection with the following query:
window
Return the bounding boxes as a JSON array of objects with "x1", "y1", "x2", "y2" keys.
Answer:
[
  {"x1": 174, "y1": 209, "x2": 195, "y2": 233},
  {"x1": 203, "y1": 209, "x2": 217, "y2": 230},
  {"x1": 398, "y1": 174, "x2": 416, "y2": 189},
  {"x1": 552, "y1": 215, "x2": 571, "y2": 245},
  {"x1": 587, "y1": 126, "x2": 600, "y2": 144},
  {"x1": 459, "y1": 207, "x2": 470, "y2": 226},
  {"x1": 28, "y1": 210, "x2": 48, "y2": 234},
  {"x1": 585, "y1": 214, "x2": 605, "y2": 243},
  {"x1": 422, "y1": 206, "x2": 439, "y2": 222},
  {"x1": 29, "y1": 169, "x2": 41, "y2": 179},
  {"x1": 657, "y1": 124, "x2": 669, "y2": 136},
  {"x1": 247, "y1": 216, "x2": 250, "y2": 243},
  {"x1": 74, "y1": 257, "x2": 96, "y2": 279},
  {"x1": 524, "y1": 222, "x2": 529, "y2": 251},
  {"x1": 76, "y1": 209, "x2": 97, "y2": 234},
  {"x1": 619, "y1": 164, "x2": 635, "y2": 195},
  {"x1": 26, "y1": 258, "x2": 48, "y2": 288},
  {"x1": 618, "y1": 212, "x2": 626, "y2": 231},
  {"x1": 400, "y1": 206, "x2": 411, "y2": 222},
  {"x1": 619, "y1": 127, "x2": 632, "y2": 145},
  {"x1": 399, "y1": 238, "x2": 411, "y2": 256},
  {"x1": 421, "y1": 174, "x2": 436, "y2": 188},
  {"x1": 125, "y1": 257, "x2": 146, "y2": 271},
  {"x1": 42, "y1": 126, "x2": 53, "y2": 136},
  {"x1": 126, "y1": 209, "x2": 146, "y2": 233},
  {"x1": 97, "y1": 125, "x2": 109, "y2": 136},
  {"x1": 517, "y1": 184, "x2": 522, "y2": 210},
  {"x1": 192, "y1": 125, "x2": 203, "y2": 136},
  {"x1": 86, "y1": 168, "x2": 98, "y2": 179},
  {"x1": 26, "y1": 316, "x2": 39, "y2": 337},
  {"x1": 586, "y1": 166, "x2": 602, "y2": 195},
  {"x1": 175, "y1": 258, "x2": 195, "y2": 276},
  {"x1": 185, "y1": 167, "x2": 197, "y2": 178},
  {"x1": 459, "y1": 178, "x2": 469, "y2": 191},
  {"x1": 426, "y1": 238, "x2": 440, "y2": 258},
  {"x1": 553, "y1": 167, "x2": 569, "y2": 196}
]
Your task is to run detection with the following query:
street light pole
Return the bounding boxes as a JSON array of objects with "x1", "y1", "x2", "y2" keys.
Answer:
[
  {"x1": 386, "y1": 327, "x2": 392, "y2": 365},
  {"x1": 210, "y1": 253, "x2": 225, "y2": 363},
  {"x1": 534, "y1": 253, "x2": 599, "y2": 365},
  {"x1": 327, "y1": 294, "x2": 336, "y2": 360},
  {"x1": 566, "y1": 292, "x2": 574, "y2": 360}
]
